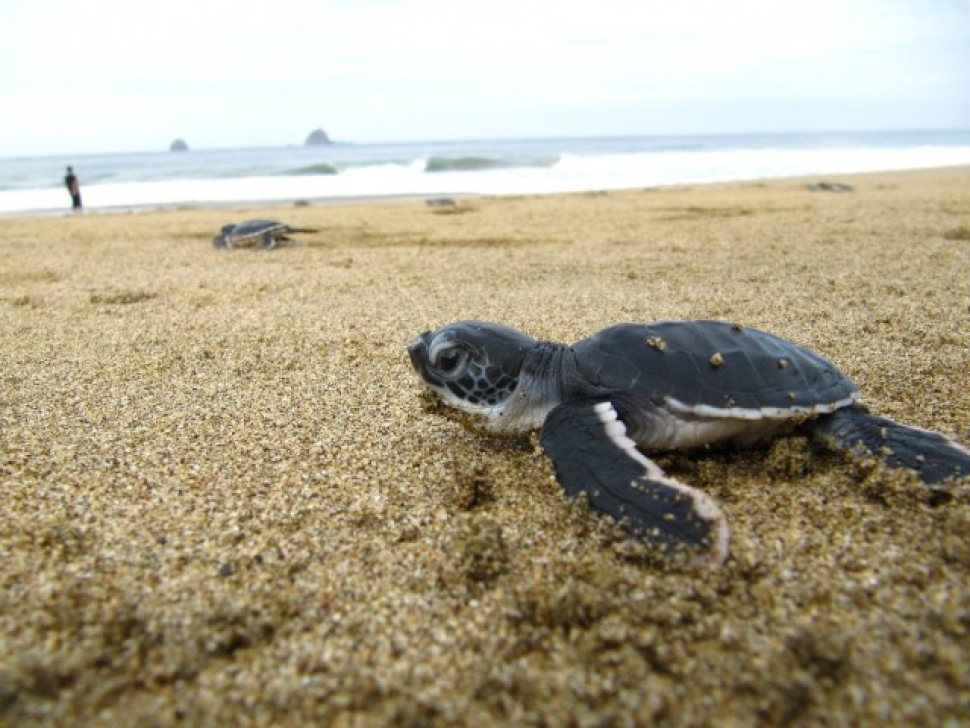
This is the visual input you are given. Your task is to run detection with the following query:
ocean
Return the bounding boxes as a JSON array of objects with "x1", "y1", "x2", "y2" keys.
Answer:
[{"x1": 2, "y1": 130, "x2": 969, "y2": 214}]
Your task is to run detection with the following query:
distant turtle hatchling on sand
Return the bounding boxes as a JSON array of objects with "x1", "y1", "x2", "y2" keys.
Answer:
[
  {"x1": 409, "y1": 320, "x2": 970, "y2": 567},
  {"x1": 212, "y1": 219, "x2": 317, "y2": 250}
]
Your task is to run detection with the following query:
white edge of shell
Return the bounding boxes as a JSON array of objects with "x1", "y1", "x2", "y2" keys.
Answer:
[{"x1": 666, "y1": 392, "x2": 862, "y2": 421}]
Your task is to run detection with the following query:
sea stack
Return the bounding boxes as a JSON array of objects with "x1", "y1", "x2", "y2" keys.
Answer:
[
  {"x1": 170, "y1": 139, "x2": 189, "y2": 152},
  {"x1": 304, "y1": 129, "x2": 332, "y2": 147}
]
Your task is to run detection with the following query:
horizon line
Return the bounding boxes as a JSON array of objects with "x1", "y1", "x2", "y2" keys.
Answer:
[{"x1": 3, "y1": 126, "x2": 970, "y2": 162}]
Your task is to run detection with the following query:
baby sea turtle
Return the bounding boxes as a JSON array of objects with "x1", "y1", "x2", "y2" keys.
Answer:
[
  {"x1": 212, "y1": 219, "x2": 317, "y2": 250},
  {"x1": 408, "y1": 320, "x2": 970, "y2": 567}
]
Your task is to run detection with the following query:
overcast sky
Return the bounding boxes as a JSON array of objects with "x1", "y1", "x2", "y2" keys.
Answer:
[{"x1": 1, "y1": 0, "x2": 968, "y2": 156}]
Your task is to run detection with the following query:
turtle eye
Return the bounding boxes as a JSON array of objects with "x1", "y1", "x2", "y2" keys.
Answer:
[{"x1": 434, "y1": 347, "x2": 467, "y2": 377}]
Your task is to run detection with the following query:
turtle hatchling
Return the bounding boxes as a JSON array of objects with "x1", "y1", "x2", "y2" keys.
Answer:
[
  {"x1": 408, "y1": 320, "x2": 970, "y2": 567},
  {"x1": 212, "y1": 219, "x2": 317, "y2": 250}
]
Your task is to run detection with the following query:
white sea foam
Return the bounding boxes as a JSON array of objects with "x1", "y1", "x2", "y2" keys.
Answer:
[{"x1": 2, "y1": 133, "x2": 969, "y2": 214}]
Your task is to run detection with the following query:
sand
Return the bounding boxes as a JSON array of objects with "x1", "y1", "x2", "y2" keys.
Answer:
[{"x1": 1, "y1": 167, "x2": 969, "y2": 727}]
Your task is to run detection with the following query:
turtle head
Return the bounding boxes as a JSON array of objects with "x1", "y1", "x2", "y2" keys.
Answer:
[{"x1": 408, "y1": 320, "x2": 539, "y2": 432}]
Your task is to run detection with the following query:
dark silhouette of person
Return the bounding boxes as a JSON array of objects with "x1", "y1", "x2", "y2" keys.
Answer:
[{"x1": 64, "y1": 166, "x2": 82, "y2": 212}]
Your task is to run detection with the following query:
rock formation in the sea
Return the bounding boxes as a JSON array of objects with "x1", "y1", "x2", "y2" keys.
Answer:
[
  {"x1": 304, "y1": 129, "x2": 332, "y2": 147},
  {"x1": 170, "y1": 139, "x2": 189, "y2": 152}
]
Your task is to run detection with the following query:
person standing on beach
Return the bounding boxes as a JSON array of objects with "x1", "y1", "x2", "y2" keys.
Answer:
[{"x1": 64, "y1": 166, "x2": 82, "y2": 212}]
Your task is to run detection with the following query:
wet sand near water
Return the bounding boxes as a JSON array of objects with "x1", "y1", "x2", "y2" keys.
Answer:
[{"x1": 1, "y1": 167, "x2": 969, "y2": 726}]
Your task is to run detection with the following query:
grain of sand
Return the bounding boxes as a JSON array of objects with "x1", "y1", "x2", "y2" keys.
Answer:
[{"x1": 2, "y1": 167, "x2": 969, "y2": 726}]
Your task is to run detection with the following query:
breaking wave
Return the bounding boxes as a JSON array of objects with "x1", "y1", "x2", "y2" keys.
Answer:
[
  {"x1": 425, "y1": 155, "x2": 559, "y2": 173},
  {"x1": 282, "y1": 163, "x2": 339, "y2": 176}
]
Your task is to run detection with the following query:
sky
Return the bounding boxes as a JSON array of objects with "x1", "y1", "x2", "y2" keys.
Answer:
[{"x1": 0, "y1": 0, "x2": 968, "y2": 156}]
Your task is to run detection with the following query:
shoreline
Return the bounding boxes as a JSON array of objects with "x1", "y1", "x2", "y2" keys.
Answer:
[
  {"x1": 4, "y1": 162, "x2": 969, "y2": 219},
  {"x1": 2, "y1": 165, "x2": 969, "y2": 726},
  {"x1": 0, "y1": 192, "x2": 469, "y2": 219}
]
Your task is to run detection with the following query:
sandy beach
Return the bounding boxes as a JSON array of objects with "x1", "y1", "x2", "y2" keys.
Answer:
[{"x1": 2, "y1": 166, "x2": 969, "y2": 726}]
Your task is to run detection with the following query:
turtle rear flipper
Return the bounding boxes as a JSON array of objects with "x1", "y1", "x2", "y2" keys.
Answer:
[
  {"x1": 810, "y1": 404, "x2": 970, "y2": 486},
  {"x1": 539, "y1": 400, "x2": 730, "y2": 567}
]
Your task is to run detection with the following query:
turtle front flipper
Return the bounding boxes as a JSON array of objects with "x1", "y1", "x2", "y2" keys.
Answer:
[
  {"x1": 213, "y1": 224, "x2": 235, "y2": 249},
  {"x1": 810, "y1": 404, "x2": 970, "y2": 486},
  {"x1": 539, "y1": 400, "x2": 730, "y2": 567}
]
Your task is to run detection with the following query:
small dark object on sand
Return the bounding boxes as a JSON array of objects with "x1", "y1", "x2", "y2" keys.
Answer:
[
  {"x1": 807, "y1": 181, "x2": 855, "y2": 192},
  {"x1": 212, "y1": 220, "x2": 317, "y2": 250},
  {"x1": 409, "y1": 320, "x2": 970, "y2": 567},
  {"x1": 425, "y1": 197, "x2": 457, "y2": 208}
]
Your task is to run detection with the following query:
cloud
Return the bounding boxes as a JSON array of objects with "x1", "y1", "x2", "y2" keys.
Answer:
[{"x1": 1, "y1": 0, "x2": 967, "y2": 154}]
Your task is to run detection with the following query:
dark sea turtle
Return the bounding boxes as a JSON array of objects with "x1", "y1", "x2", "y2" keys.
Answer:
[
  {"x1": 212, "y1": 219, "x2": 317, "y2": 250},
  {"x1": 408, "y1": 320, "x2": 970, "y2": 567}
]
